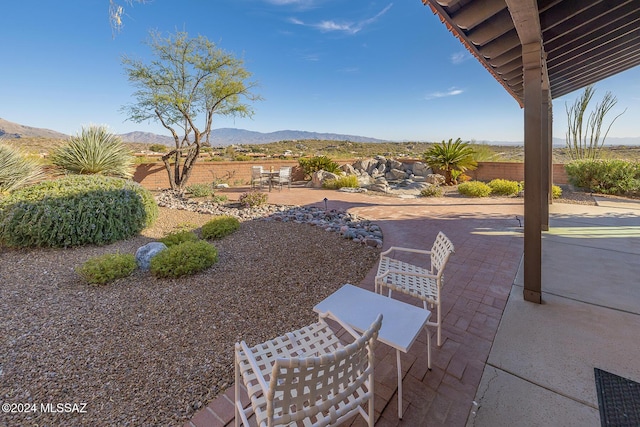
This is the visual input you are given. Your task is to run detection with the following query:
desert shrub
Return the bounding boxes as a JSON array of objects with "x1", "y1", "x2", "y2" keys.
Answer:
[
  {"x1": 420, "y1": 185, "x2": 443, "y2": 197},
  {"x1": 298, "y1": 156, "x2": 341, "y2": 178},
  {"x1": 211, "y1": 194, "x2": 228, "y2": 203},
  {"x1": 159, "y1": 230, "x2": 199, "y2": 247},
  {"x1": 0, "y1": 143, "x2": 45, "y2": 194},
  {"x1": 49, "y1": 125, "x2": 134, "y2": 178},
  {"x1": 76, "y1": 252, "x2": 137, "y2": 285},
  {"x1": 0, "y1": 175, "x2": 158, "y2": 247},
  {"x1": 150, "y1": 240, "x2": 218, "y2": 278},
  {"x1": 149, "y1": 143, "x2": 167, "y2": 153},
  {"x1": 201, "y1": 215, "x2": 240, "y2": 239},
  {"x1": 322, "y1": 175, "x2": 359, "y2": 189},
  {"x1": 552, "y1": 185, "x2": 562, "y2": 199},
  {"x1": 186, "y1": 183, "x2": 214, "y2": 198},
  {"x1": 488, "y1": 179, "x2": 521, "y2": 196},
  {"x1": 565, "y1": 159, "x2": 640, "y2": 195},
  {"x1": 458, "y1": 181, "x2": 492, "y2": 197},
  {"x1": 233, "y1": 155, "x2": 252, "y2": 161},
  {"x1": 239, "y1": 190, "x2": 268, "y2": 208}
]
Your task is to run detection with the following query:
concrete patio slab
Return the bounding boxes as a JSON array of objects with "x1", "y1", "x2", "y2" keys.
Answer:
[{"x1": 467, "y1": 365, "x2": 600, "y2": 427}]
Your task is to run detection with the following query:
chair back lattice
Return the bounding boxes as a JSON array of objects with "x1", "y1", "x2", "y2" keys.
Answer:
[
  {"x1": 267, "y1": 315, "x2": 382, "y2": 426},
  {"x1": 251, "y1": 166, "x2": 263, "y2": 179},
  {"x1": 279, "y1": 166, "x2": 291, "y2": 178},
  {"x1": 430, "y1": 232, "x2": 455, "y2": 277}
]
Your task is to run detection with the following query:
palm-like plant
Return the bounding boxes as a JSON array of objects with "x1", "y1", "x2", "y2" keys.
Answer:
[
  {"x1": 424, "y1": 138, "x2": 478, "y2": 185},
  {"x1": 0, "y1": 142, "x2": 45, "y2": 194},
  {"x1": 50, "y1": 125, "x2": 134, "y2": 178}
]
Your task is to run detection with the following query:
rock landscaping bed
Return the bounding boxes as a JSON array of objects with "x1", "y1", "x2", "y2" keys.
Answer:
[{"x1": 0, "y1": 205, "x2": 380, "y2": 427}]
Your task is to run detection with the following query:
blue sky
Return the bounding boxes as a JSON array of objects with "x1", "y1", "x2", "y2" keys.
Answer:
[{"x1": 2, "y1": 0, "x2": 639, "y2": 143}]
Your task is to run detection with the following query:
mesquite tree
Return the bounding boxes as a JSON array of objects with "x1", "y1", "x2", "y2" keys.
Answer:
[
  {"x1": 565, "y1": 85, "x2": 626, "y2": 161},
  {"x1": 122, "y1": 30, "x2": 260, "y2": 190}
]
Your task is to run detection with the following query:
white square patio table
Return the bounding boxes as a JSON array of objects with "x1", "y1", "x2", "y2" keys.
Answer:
[{"x1": 313, "y1": 283, "x2": 431, "y2": 419}]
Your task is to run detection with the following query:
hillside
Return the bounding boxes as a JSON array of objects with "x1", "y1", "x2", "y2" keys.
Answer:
[{"x1": 0, "y1": 117, "x2": 69, "y2": 140}]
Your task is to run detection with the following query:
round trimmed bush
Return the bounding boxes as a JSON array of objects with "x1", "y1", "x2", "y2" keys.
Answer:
[
  {"x1": 0, "y1": 175, "x2": 158, "y2": 247},
  {"x1": 77, "y1": 252, "x2": 137, "y2": 285},
  {"x1": 488, "y1": 179, "x2": 521, "y2": 196},
  {"x1": 552, "y1": 184, "x2": 562, "y2": 199},
  {"x1": 150, "y1": 240, "x2": 218, "y2": 278},
  {"x1": 458, "y1": 181, "x2": 492, "y2": 197},
  {"x1": 238, "y1": 191, "x2": 268, "y2": 208},
  {"x1": 201, "y1": 215, "x2": 240, "y2": 239},
  {"x1": 159, "y1": 230, "x2": 199, "y2": 247}
]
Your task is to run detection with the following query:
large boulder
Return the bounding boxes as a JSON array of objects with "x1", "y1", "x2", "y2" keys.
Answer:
[
  {"x1": 386, "y1": 168, "x2": 407, "y2": 180},
  {"x1": 426, "y1": 173, "x2": 446, "y2": 185},
  {"x1": 412, "y1": 162, "x2": 432, "y2": 177},
  {"x1": 308, "y1": 170, "x2": 340, "y2": 188},
  {"x1": 136, "y1": 242, "x2": 168, "y2": 270}
]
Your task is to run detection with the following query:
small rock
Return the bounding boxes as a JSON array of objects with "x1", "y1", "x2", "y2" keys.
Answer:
[{"x1": 135, "y1": 242, "x2": 168, "y2": 270}]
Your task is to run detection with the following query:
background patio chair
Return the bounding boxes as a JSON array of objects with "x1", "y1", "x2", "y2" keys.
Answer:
[
  {"x1": 375, "y1": 231, "x2": 454, "y2": 347},
  {"x1": 270, "y1": 166, "x2": 292, "y2": 190},
  {"x1": 234, "y1": 312, "x2": 382, "y2": 427},
  {"x1": 251, "y1": 166, "x2": 268, "y2": 189}
]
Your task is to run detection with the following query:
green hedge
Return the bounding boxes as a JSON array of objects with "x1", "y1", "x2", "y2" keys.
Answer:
[
  {"x1": 565, "y1": 159, "x2": 640, "y2": 196},
  {"x1": 201, "y1": 215, "x2": 240, "y2": 239},
  {"x1": 0, "y1": 175, "x2": 158, "y2": 247},
  {"x1": 458, "y1": 181, "x2": 492, "y2": 197}
]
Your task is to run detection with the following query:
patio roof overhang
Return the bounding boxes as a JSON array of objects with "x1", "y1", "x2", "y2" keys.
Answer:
[
  {"x1": 420, "y1": 0, "x2": 640, "y2": 303},
  {"x1": 421, "y1": 0, "x2": 640, "y2": 107}
]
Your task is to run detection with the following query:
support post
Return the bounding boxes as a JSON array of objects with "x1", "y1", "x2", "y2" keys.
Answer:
[
  {"x1": 523, "y1": 42, "x2": 543, "y2": 303},
  {"x1": 541, "y1": 89, "x2": 550, "y2": 231}
]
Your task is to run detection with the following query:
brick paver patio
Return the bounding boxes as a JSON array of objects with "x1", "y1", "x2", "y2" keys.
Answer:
[{"x1": 185, "y1": 187, "x2": 524, "y2": 426}]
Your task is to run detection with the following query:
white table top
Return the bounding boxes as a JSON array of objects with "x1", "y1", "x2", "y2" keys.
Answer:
[{"x1": 313, "y1": 284, "x2": 431, "y2": 353}]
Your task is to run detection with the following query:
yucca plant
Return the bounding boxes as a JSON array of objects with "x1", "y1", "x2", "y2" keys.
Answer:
[
  {"x1": 50, "y1": 125, "x2": 134, "y2": 178},
  {"x1": 0, "y1": 142, "x2": 45, "y2": 194},
  {"x1": 424, "y1": 138, "x2": 477, "y2": 185}
]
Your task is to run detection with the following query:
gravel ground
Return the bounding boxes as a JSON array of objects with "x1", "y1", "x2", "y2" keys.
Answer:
[{"x1": 0, "y1": 208, "x2": 380, "y2": 427}]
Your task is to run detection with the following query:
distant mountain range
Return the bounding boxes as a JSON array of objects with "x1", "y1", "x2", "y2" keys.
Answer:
[
  {"x1": 118, "y1": 128, "x2": 387, "y2": 146},
  {"x1": 2, "y1": 117, "x2": 640, "y2": 146}
]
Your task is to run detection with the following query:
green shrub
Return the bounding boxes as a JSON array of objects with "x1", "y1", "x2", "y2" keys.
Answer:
[
  {"x1": 211, "y1": 194, "x2": 228, "y2": 203},
  {"x1": 322, "y1": 175, "x2": 359, "y2": 189},
  {"x1": 458, "y1": 181, "x2": 492, "y2": 197},
  {"x1": 233, "y1": 155, "x2": 252, "y2": 161},
  {"x1": 565, "y1": 159, "x2": 640, "y2": 195},
  {"x1": 186, "y1": 183, "x2": 214, "y2": 198},
  {"x1": 149, "y1": 143, "x2": 167, "y2": 153},
  {"x1": 552, "y1": 185, "x2": 562, "y2": 199},
  {"x1": 0, "y1": 143, "x2": 45, "y2": 194},
  {"x1": 0, "y1": 175, "x2": 158, "y2": 247},
  {"x1": 488, "y1": 179, "x2": 521, "y2": 196},
  {"x1": 420, "y1": 185, "x2": 443, "y2": 197},
  {"x1": 49, "y1": 125, "x2": 134, "y2": 178},
  {"x1": 201, "y1": 215, "x2": 240, "y2": 239},
  {"x1": 76, "y1": 252, "x2": 137, "y2": 285},
  {"x1": 298, "y1": 156, "x2": 341, "y2": 178},
  {"x1": 159, "y1": 230, "x2": 199, "y2": 247},
  {"x1": 238, "y1": 190, "x2": 268, "y2": 208},
  {"x1": 150, "y1": 240, "x2": 218, "y2": 278}
]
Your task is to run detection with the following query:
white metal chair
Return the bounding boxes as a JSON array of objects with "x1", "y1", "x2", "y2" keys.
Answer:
[
  {"x1": 251, "y1": 166, "x2": 268, "y2": 189},
  {"x1": 270, "y1": 166, "x2": 292, "y2": 190},
  {"x1": 234, "y1": 312, "x2": 382, "y2": 427},
  {"x1": 375, "y1": 231, "x2": 454, "y2": 347}
]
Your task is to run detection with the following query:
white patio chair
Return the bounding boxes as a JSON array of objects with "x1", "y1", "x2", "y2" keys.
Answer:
[
  {"x1": 375, "y1": 231, "x2": 454, "y2": 347},
  {"x1": 251, "y1": 166, "x2": 268, "y2": 189},
  {"x1": 234, "y1": 312, "x2": 382, "y2": 427},
  {"x1": 270, "y1": 166, "x2": 292, "y2": 190}
]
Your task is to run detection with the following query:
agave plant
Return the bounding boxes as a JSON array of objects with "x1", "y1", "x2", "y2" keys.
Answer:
[
  {"x1": 0, "y1": 142, "x2": 45, "y2": 194},
  {"x1": 50, "y1": 125, "x2": 134, "y2": 178},
  {"x1": 424, "y1": 138, "x2": 478, "y2": 185}
]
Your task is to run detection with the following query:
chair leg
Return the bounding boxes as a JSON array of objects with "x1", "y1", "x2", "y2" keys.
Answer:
[
  {"x1": 234, "y1": 356, "x2": 240, "y2": 427},
  {"x1": 437, "y1": 303, "x2": 442, "y2": 347}
]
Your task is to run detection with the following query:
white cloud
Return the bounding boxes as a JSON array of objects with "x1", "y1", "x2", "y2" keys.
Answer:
[
  {"x1": 302, "y1": 53, "x2": 320, "y2": 61},
  {"x1": 425, "y1": 87, "x2": 464, "y2": 100},
  {"x1": 293, "y1": 3, "x2": 393, "y2": 35},
  {"x1": 450, "y1": 51, "x2": 470, "y2": 65}
]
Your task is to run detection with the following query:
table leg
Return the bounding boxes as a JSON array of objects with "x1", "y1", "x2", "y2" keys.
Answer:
[{"x1": 396, "y1": 349, "x2": 403, "y2": 419}]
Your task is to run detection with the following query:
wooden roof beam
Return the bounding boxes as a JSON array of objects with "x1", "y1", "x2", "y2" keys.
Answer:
[
  {"x1": 467, "y1": 9, "x2": 514, "y2": 46},
  {"x1": 450, "y1": 0, "x2": 506, "y2": 30}
]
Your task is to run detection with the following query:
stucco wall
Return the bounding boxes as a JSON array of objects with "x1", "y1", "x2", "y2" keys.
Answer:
[{"x1": 133, "y1": 160, "x2": 569, "y2": 189}]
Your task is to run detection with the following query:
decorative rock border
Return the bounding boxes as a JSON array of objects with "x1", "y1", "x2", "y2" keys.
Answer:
[{"x1": 155, "y1": 191, "x2": 383, "y2": 248}]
